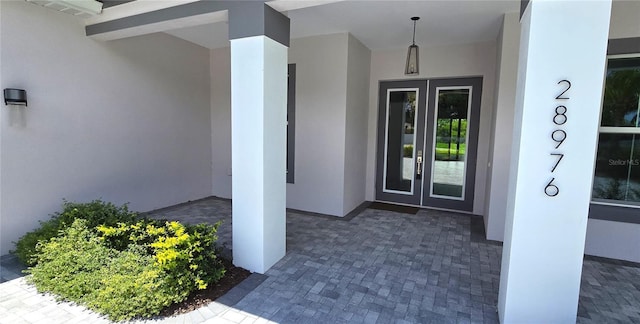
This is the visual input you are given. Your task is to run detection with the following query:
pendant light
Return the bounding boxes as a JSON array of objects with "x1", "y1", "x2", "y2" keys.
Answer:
[{"x1": 405, "y1": 17, "x2": 420, "y2": 75}]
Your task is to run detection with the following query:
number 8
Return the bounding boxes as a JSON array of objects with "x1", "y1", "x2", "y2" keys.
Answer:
[{"x1": 553, "y1": 105, "x2": 567, "y2": 125}]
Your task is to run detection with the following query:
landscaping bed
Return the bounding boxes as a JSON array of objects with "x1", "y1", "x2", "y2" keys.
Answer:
[
  {"x1": 160, "y1": 257, "x2": 250, "y2": 316},
  {"x1": 13, "y1": 200, "x2": 248, "y2": 321}
]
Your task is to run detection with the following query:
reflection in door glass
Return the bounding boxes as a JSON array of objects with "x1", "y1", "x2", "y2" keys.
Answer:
[
  {"x1": 384, "y1": 90, "x2": 417, "y2": 193},
  {"x1": 431, "y1": 88, "x2": 470, "y2": 199}
]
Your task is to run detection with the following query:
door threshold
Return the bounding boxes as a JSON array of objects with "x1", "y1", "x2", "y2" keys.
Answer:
[
  {"x1": 369, "y1": 201, "x2": 419, "y2": 214},
  {"x1": 373, "y1": 200, "x2": 478, "y2": 216}
]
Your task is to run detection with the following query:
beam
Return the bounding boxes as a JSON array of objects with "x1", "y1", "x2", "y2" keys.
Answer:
[
  {"x1": 85, "y1": 0, "x2": 345, "y2": 42},
  {"x1": 86, "y1": 1, "x2": 240, "y2": 40}
]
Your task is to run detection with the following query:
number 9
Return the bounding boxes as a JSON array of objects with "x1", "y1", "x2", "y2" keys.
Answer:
[{"x1": 551, "y1": 130, "x2": 566, "y2": 149}]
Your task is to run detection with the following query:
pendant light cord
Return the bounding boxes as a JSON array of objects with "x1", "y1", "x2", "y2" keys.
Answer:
[
  {"x1": 410, "y1": 17, "x2": 419, "y2": 45},
  {"x1": 412, "y1": 20, "x2": 416, "y2": 45}
]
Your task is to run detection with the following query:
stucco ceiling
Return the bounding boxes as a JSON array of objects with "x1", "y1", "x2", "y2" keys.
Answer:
[{"x1": 165, "y1": 0, "x2": 520, "y2": 51}]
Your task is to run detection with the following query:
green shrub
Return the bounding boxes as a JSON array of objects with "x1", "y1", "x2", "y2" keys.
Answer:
[
  {"x1": 87, "y1": 251, "x2": 174, "y2": 320},
  {"x1": 27, "y1": 219, "x2": 110, "y2": 301},
  {"x1": 96, "y1": 220, "x2": 226, "y2": 293},
  {"x1": 26, "y1": 215, "x2": 225, "y2": 321},
  {"x1": 13, "y1": 200, "x2": 137, "y2": 265},
  {"x1": 13, "y1": 217, "x2": 64, "y2": 267}
]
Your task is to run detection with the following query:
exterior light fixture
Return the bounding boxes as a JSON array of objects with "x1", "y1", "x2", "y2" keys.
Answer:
[
  {"x1": 4, "y1": 89, "x2": 27, "y2": 107},
  {"x1": 25, "y1": 0, "x2": 103, "y2": 19},
  {"x1": 405, "y1": 17, "x2": 420, "y2": 75}
]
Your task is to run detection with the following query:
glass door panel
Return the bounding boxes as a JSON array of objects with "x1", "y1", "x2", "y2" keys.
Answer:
[
  {"x1": 384, "y1": 90, "x2": 418, "y2": 193},
  {"x1": 376, "y1": 80, "x2": 426, "y2": 206},
  {"x1": 430, "y1": 88, "x2": 471, "y2": 200},
  {"x1": 422, "y1": 78, "x2": 482, "y2": 212}
]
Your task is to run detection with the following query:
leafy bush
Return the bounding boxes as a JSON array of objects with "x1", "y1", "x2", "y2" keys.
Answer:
[
  {"x1": 27, "y1": 216, "x2": 225, "y2": 321},
  {"x1": 27, "y1": 219, "x2": 110, "y2": 301},
  {"x1": 96, "y1": 220, "x2": 225, "y2": 294},
  {"x1": 13, "y1": 200, "x2": 137, "y2": 266},
  {"x1": 87, "y1": 250, "x2": 173, "y2": 320}
]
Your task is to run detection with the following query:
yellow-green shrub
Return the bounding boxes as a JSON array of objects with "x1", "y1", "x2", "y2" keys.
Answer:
[
  {"x1": 27, "y1": 215, "x2": 225, "y2": 321},
  {"x1": 97, "y1": 220, "x2": 225, "y2": 293}
]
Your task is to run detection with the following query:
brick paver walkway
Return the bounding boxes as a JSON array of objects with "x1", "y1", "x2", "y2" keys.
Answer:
[
  {"x1": 1, "y1": 197, "x2": 639, "y2": 323},
  {"x1": 0, "y1": 277, "x2": 275, "y2": 324}
]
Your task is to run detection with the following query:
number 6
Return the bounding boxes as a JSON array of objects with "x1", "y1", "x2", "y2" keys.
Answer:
[{"x1": 545, "y1": 178, "x2": 559, "y2": 197}]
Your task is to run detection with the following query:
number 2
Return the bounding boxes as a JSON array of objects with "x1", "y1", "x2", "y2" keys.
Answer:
[{"x1": 556, "y1": 80, "x2": 571, "y2": 100}]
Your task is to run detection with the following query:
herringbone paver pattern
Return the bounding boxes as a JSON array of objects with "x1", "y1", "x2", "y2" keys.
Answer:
[{"x1": 1, "y1": 197, "x2": 639, "y2": 323}]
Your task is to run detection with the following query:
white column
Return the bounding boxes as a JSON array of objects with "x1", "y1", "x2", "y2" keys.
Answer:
[
  {"x1": 231, "y1": 35, "x2": 287, "y2": 274},
  {"x1": 498, "y1": 0, "x2": 611, "y2": 323}
]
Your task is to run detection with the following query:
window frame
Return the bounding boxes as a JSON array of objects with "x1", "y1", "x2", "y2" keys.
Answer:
[
  {"x1": 287, "y1": 64, "x2": 296, "y2": 184},
  {"x1": 589, "y1": 43, "x2": 640, "y2": 224}
]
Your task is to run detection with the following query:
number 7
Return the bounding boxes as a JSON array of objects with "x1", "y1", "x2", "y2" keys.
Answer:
[{"x1": 551, "y1": 153, "x2": 564, "y2": 172}]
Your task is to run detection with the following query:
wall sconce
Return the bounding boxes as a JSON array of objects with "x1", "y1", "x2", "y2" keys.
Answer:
[{"x1": 4, "y1": 88, "x2": 27, "y2": 107}]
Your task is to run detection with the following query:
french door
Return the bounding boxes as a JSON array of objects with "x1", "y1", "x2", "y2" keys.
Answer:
[{"x1": 375, "y1": 77, "x2": 482, "y2": 212}]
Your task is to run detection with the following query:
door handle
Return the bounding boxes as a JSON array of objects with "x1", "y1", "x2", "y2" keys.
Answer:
[{"x1": 416, "y1": 150, "x2": 423, "y2": 176}]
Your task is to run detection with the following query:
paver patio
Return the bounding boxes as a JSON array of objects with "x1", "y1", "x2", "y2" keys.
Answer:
[{"x1": 1, "y1": 197, "x2": 639, "y2": 323}]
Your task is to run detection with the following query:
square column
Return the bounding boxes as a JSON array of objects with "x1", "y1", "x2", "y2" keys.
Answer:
[
  {"x1": 230, "y1": 35, "x2": 287, "y2": 273},
  {"x1": 498, "y1": 0, "x2": 611, "y2": 322}
]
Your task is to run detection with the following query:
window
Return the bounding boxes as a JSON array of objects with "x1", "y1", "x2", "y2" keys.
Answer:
[
  {"x1": 287, "y1": 64, "x2": 296, "y2": 184},
  {"x1": 592, "y1": 55, "x2": 640, "y2": 207}
]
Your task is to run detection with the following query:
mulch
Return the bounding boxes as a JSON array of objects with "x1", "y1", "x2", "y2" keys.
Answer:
[{"x1": 159, "y1": 258, "x2": 251, "y2": 317}]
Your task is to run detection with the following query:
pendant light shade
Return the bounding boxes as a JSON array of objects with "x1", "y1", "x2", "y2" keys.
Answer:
[
  {"x1": 405, "y1": 44, "x2": 419, "y2": 75},
  {"x1": 405, "y1": 17, "x2": 420, "y2": 75}
]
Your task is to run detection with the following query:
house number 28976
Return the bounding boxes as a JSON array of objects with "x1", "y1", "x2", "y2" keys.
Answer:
[{"x1": 545, "y1": 80, "x2": 571, "y2": 197}]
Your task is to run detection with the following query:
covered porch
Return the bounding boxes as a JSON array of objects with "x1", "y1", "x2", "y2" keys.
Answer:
[
  {"x1": 1, "y1": 198, "x2": 639, "y2": 323},
  {"x1": 1, "y1": 0, "x2": 640, "y2": 322}
]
